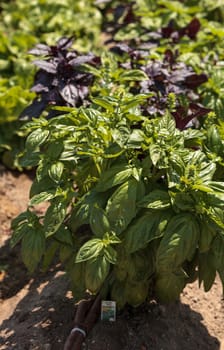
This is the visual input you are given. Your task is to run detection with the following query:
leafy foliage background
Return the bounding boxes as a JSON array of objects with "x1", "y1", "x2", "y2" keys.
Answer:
[
  {"x1": 0, "y1": 0, "x2": 102, "y2": 163},
  {"x1": 3, "y1": 0, "x2": 224, "y2": 307}
]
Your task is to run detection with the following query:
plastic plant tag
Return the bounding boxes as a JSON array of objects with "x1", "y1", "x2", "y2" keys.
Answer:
[{"x1": 101, "y1": 300, "x2": 116, "y2": 321}]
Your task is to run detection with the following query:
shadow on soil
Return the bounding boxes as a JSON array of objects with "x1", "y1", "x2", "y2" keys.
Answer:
[
  {"x1": 0, "y1": 239, "x2": 30, "y2": 299},
  {"x1": 0, "y1": 240, "x2": 221, "y2": 350},
  {"x1": 0, "y1": 268, "x2": 74, "y2": 350},
  {"x1": 84, "y1": 300, "x2": 221, "y2": 350}
]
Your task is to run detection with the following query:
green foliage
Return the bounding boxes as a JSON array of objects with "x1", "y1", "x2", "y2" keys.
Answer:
[
  {"x1": 12, "y1": 52, "x2": 224, "y2": 305},
  {"x1": 2, "y1": 0, "x2": 224, "y2": 168},
  {"x1": 10, "y1": 1, "x2": 224, "y2": 308},
  {"x1": 0, "y1": 0, "x2": 103, "y2": 165}
]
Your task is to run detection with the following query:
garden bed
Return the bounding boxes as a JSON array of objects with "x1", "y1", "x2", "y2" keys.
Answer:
[{"x1": 0, "y1": 167, "x2": 224, "y2": 350}]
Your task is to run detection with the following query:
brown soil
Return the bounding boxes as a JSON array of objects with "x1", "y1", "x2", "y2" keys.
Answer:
[{"x1": 0, "y1": 166, "x2": 224, "y2": 350}]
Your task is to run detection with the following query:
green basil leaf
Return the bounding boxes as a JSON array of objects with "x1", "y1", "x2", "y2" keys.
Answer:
[
  {"x1": 92, "y1": 97, "x2": 115, "y2": 112},
  {"x1": 75, "y1": 238, "x2": 104, "y2": 263},
  {"x1": 206, "y1": 181, "x2": 224, "y2": 193},
  {"x1": 198, "y1": 161, "x2": 216, "y2": 182},
  {"x1": 10, "y1": 223, "x2": 29, "y2": 248},
  {"x1": 48, "y1": 142, "x2": 64, "y2": 160},
  {"x1": 85, "y1": 256, "x2": 110, "y2": 293},
  {"x1": 119, "y1": 69, "x2": 148, "y2": 82},
  {"x1": 149, "y1": 143, "x2": 162, "y2": 166},
  {"x1": 127, "y1": 251, "x2": 153, "y2": 282},
  {"x1": 108, "y1": 232, "x2": 121, "y2": 244},
  {"x1": 21, "y1": 228, "x2": 45, "y2": 273},
  {"x1": 211, "y1": 234, "x2": 224, "y2": 270},
  {"x1": 68, "y1": 262, "x2": 86, "y2": 300},
  {"x1": 30, "y1": 176, "x2": 56, "y2": 198},
  {"x1": 206, "y1": 192, "x2": 224, "y2": 208},
  {"x1": 199, "y1": 252, "x2": 216, "y2": 292},
  {"x1": 207, "y1": 207, "x2": 224, "y2": 229},
  {"x1": 156, "y1": 213, "x2": 200, "y2": 272},
  {"x1": 155, "y1": 269, "x2": 187, "y2": 302},
  {"x1": 111, "y1": 280, "x2": 127, "y2": 310},
  {"x1": 18, "y1": 151, "x2": 41, "y2": 167},
  {"x1": 199, "y1": 219, "x2": 216, "y2": 253},
  {"x1": 94, "y1": 164, "x2": 133, "y2": 192},
  {"x1": 42, "y1": 241, "x2": 59, "y2": 272},
  {"x1": 59, "y1": 245, "x2": 74, "y2": 263},
  {"x1": 125, "y1": 210, "x2": 171, "y2": 253},
  {"x1": 44, "y1": 199, "x2": 67, "y2": 237},
  {"x1": 192, "y1": 184, "x2": 214, "y2": 192},
  {"x1": 48, "y1": 161, "x2": 64, "y2": 183},
  {"x1": 90, "y1": 205, "x2": 111, "y2": 237},
  {"x1": 11, "y1": 210, "x2": 40, "y2": 248},
  {"x1": 25, "y1": 129, "x2": 49, "y2": 150},
  {"x1": 125, "y1": 280, "x2": 149, "y2": 307},
  {"x1": 11, "y1": 211, "x2": 31, "y2": 230},
  {"x1": 29, "y1": 190, "x2": 56, "y2": 205},
  {"x1": 54, "y1": 225, "x2": 73, "y2": 246},
  {"x1": 158, "y1": 112, "x2": 176, "y2": 136},
  {"x1": 127, "y1": 129, "x2": 145, "y2": 149},
  {"x1": 170, "y1": 192, "x2": 195, "y2": 211},
  {"x1": 103, "y1": 246, "x2": 117, "y2": 264},
  {"x1": 69, "y1": 191, "x2": 107, "y2": 232},
  {"x1": 138, "y1": 190, "x2": 171, "y2": 209},
  {"x1": 106, "y1": 179, "x2": 138, "y2": 235},
  {"x1": 121, "y1": 94, "x2": 151, "y2": 112}
]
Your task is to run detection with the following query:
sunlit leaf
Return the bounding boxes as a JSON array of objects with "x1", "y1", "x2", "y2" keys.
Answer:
[{"x1": 75, "y1": 238, "x2": 104, "y2": 263}]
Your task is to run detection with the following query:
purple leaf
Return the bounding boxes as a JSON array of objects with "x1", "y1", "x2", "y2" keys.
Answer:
[
  {"x1": 46, "y1": 89, "x2": 64, "y2": 105},
  {"x1": 164, "y1": 50, "x2": 176, "y2": 65},
  {"x1": 185, "y1": 18, "x2": 200, "y2": 39},
  {"x1": 31, "y1": 83, "x2": 49, "y2": 93},
  {"x1": 69, "y1": 54, "x2": 95, "y2": 67},
  {"x1": 114, "y1": 5, "x2": 128, "y2": 21},
  {"x1": 173, "y1": 103, "x2": 211, "y2": 130},
  {"x1": 123, "y1": 7, "x2": 136, "y2": 24},
  {"x1": 28, "y1": 44, "x2": 51, "y2": 56},
  {"x1": 110, "y1": 43, "x2": 131, "y2": 55},
  {"x1": 95, "y1": 0, "x2": 111, "y2": 3},
  {"x1": 57, "y1": 36, "x2": 74, "y2": 50},
  {"x1": 188, "y1": 103, "x2": 211, "y2": 118},
  {"x1": 31, "y1": 71, "x2": 54, "y2": 89},
  {"x1": 172, "y1": 106, "x2": 189, "y2": 130},
  {"x1": 19, "y1": 98, "x2": 46, "y2": 120},
  {"x1": 161, "y1": 18, "x2": 200, "y2": 43},
  {"x1": 73, "y1": 72, "x2": 93, "y2": 86},
  {"x1": 185, "y1": 73, "x2": 208, "y2": 89},
  {"x1": 67, "y1": 51, "x2": 78, "y2": 60},
  {"x1": 33, "y1": 60, "x2": 57, "y2": 74},
  {"x1": 144, "y1": 62, "x2": 165, "y2": 78},
  {"x1": 169, "y1": 71, "x2": 187, "y2": 84},
  {"x1": 77, "y1": 85, "x2": 89, "y2": 101},
  {"x1": 59, "y1": 83, "x2": 79, "y2": 106},
  {"x1": 51, "y1": 76, "x2": 59, "y2": 87},
  {"x1": 161, "y1": 26, "x2": 174, "y2": 39},
  {"x1": 145, "y1": 31, "x2": 162, "y2": 41}
]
